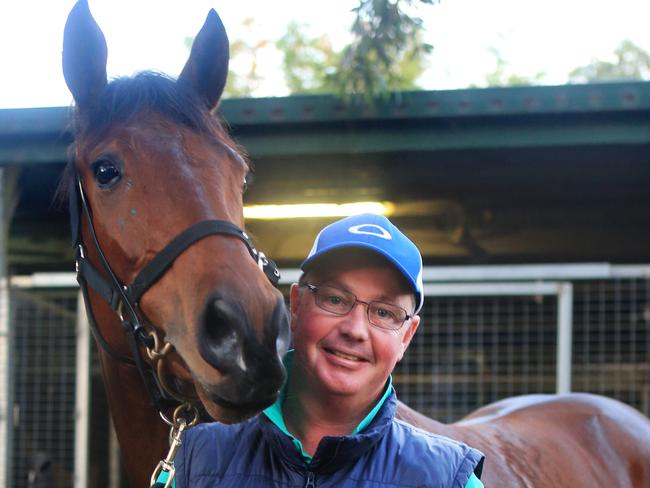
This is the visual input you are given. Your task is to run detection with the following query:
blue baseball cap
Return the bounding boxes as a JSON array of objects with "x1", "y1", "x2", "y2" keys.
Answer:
[{"x1": 301, "y1": 213, "x2": 424, "y2": 313}]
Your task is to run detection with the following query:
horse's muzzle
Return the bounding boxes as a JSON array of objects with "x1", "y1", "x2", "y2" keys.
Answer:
[{"x1": 197, "y1": 294, "x2": 288, "y2": 407}]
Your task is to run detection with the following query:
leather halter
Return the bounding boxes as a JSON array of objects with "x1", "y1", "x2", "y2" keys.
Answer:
[{"x1": 69, "y1": 173, "x2": 281, "y2": 413}]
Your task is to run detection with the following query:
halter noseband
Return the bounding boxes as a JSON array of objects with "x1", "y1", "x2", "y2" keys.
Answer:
[{"x1": 69, "y1": 174, "x2": 281, "y2": 414}]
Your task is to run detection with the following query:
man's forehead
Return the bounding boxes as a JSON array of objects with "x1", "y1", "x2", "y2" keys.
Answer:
[{"x1": 308, "y1": 258, "x2": 414, "y2": 300}]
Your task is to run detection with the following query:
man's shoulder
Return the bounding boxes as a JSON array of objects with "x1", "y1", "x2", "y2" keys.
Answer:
[
  {"x1": 381, "y1": 418, "x2": 484, "y2": 484},
  {"x1": 390, "y1": 417, "x2": 483, "y2": 459},
  {"x1": 391, "y1": 417, "x2": 466, "y2": 447}
]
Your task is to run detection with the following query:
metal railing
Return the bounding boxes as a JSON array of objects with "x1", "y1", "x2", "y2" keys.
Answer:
[{"x1": 4, "y1": 263, "x2": 650, "y2": 487}]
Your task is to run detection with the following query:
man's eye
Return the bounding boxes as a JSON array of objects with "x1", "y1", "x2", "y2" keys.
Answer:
[
  {"x1": 326, "y1": 295, "x2": 343, "y2": 305},
  {"x1": 375, "y1": 307, "x2": 397, "y2": 320}
]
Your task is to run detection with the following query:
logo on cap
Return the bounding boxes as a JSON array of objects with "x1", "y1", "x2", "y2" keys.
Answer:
[{"x1": 348, "y1": 224, "x2": 392, "y2": 240}]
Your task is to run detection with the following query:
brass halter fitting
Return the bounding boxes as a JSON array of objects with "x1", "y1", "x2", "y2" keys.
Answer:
[
  {"x1": 146, "y1": 330, "x2": 197, "y2": 404},
  {"x1": 147, "y1": 331, "x2": 199, "y2": 488},
  {"x1": 150, "y1": 403, "x2": 198, "y2": 488}
]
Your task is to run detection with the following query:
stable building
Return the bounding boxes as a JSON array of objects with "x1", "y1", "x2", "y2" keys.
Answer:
[{"x1": 1, "y1": 81, "x2": 649, "y2": 487}]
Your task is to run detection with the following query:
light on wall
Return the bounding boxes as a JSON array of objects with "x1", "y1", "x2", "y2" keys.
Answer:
[{"x1": 244, "y1": 201, "x2": 395, "y2": 219}]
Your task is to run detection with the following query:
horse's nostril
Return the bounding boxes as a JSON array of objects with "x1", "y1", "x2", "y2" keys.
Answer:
[
  {"x1": 198, "y1": 294, "x2": 288, "y2": 406},
  {"x1": 199, "y1": 297, "x2": 247, "y2": 374}
]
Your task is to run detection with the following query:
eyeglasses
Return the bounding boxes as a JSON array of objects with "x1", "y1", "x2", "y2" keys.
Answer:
[{"x1": 302, "y1": 283, "x2": 412, "y2": 331}]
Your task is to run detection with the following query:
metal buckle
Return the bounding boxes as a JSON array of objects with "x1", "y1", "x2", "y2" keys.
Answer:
[
  {"x1": 151, "y1": 403, "x2": 198, "y2": 487},
  {"x1": 257, "y1": 251, "x2": 269, "y2": 271}
]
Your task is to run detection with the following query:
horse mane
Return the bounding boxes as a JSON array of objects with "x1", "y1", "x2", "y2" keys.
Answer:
[
  {"x1": 74, "y1": 71, "x2": 225, "y2": 140},
  {"x1": 56, "y1": 71, "x2": 247, "y2": 204}
]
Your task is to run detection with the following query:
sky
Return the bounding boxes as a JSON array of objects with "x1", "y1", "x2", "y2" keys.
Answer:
[{"x1": 0, "y1": 0, "x2": 649, "y2": 109}]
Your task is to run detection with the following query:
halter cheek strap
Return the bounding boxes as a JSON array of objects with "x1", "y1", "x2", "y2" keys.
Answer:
[{"x1": 69, "y1": 174, "x2": 281, "y2": 413}]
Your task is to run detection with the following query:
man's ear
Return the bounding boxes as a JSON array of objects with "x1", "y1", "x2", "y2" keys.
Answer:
[
  {"x1": 289, "y1": 283, "x2": 302, "y2": 333},
  {"x1": 398, "y1": 315, "x2": 420, "y2": 361}
]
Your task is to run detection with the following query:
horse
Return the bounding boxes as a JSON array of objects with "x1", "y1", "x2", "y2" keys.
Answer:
[
  {"x1": 62, "y1": 2, "x2": 289, "y2": 487},
  {"x1": 62, "y1": 2, "x2": 650, "y2": 487},
  {"x1": 397, "y1": 394, "x2": 650, "y2": 486}
]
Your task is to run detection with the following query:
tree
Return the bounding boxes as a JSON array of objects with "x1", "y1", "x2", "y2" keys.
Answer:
[
  {"x1": 186, "y1": 1, "x2": 436, "y2": 99},
  {"x1": 331, "y1": 0, "x2": 436, "y2": 100},
  {"x1": 224, "y1": 17, "x2": 273, "y2": 97},
  {"x1": 568, "y1": 40, "x2": 650, "y2": 83},
  {"x1": 185, "y1": 17, "x2": 272, "y2": 98},
  {"x1": 481, "y1": 48, "x2": 546, "y2": 87},
  {"x1": 277, "y1": 22, "x2": 340, "y2": 95},
  {"x1": 277, "y1": 1, "x2": 434, "y2": 98}
]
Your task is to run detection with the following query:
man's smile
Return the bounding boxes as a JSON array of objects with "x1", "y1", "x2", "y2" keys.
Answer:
[{"x1": 323, "y1": 346, "x2": 371, "y2": 363}]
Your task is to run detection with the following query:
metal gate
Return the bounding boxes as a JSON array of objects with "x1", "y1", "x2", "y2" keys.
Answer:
[
  {"x1": 391, "y1": 266, "x2": 650, "y2": 423},
  {"x1": 393, "y1": 282, "x2": 570, "y2": 422},
  {"x1": 9, "y1": 288, "x2": 78, "y2": 488},
  {"x1": 572, "y1": 278, "x2": 650, "y2": 415},
  {"x1": 4, "y1": 264, "x2": 650, "y2": 488}
]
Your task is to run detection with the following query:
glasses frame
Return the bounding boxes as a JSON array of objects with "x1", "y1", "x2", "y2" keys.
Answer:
[{"x1": 302, "y1": 283, "x2": 412, "y2": 331}]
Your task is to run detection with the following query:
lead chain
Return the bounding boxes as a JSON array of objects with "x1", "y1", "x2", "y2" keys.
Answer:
[
  {"x1": 149, "y1": 416, "x2": 188, "y2": 488},
  {"x1": 146, "y1": 330, "x2": 192, "y2": 402}
]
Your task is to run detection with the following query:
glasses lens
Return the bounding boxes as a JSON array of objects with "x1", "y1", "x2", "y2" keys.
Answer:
[
  {"x1": 314, "y1": 285, "x2": 354, "y2": 315},
  {"x1": 368, "y1": 302, "x2": 407, "y2": 330}
]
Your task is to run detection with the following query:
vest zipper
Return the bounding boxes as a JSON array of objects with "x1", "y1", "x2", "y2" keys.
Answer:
[{"x1": 304, "y1": 471, "x2": 315, "y2": 488}]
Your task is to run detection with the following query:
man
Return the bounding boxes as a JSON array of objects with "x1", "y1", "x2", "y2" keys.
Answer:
[{"x1": 163, "y1": 213, "x2": 484, "y2": 487}]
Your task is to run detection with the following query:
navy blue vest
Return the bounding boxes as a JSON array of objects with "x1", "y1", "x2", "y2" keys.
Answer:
[{"x1": 172, "y1": 391, "x2": 484, "y2": 487}]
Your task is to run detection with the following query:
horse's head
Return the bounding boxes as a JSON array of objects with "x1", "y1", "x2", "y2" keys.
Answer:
[{"x1": 62, "y1": 1, "x2": 288, "y2": 422}]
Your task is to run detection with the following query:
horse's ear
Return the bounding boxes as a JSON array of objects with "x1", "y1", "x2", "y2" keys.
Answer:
[
  {"x1": 62, "y1": 0, "x2": 107, "y2": 113},
  {"x1": 178, "y1": 9, "x2": 230, "y2": 111}
]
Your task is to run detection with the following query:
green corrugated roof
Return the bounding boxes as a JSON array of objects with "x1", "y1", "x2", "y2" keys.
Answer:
[
  {"x1": 220, "y1": 82, "x2": 650, "y2": 124},
  {"x1": 1, "y1": 82, "x2": 649, "y2": 165}
]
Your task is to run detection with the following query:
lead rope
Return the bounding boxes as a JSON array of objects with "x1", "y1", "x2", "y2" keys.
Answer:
[{"x1": 150, "y1": 403, "x2": 198, "y2": 488}]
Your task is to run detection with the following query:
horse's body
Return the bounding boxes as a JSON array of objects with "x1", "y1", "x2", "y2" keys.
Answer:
[
  {"x1": 62, "y1": 2, "x2": 650, "y2": 487},
  {"x1": 397, "y1": 394, "x2": 650, "y2": 486}
]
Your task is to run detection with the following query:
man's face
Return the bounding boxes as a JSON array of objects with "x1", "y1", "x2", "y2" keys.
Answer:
[{"x1": 289, "y1": 256, "x2": 420, "y2": 403}]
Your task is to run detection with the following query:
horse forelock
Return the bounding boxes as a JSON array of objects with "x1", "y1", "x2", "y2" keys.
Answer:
[
  {"x1": 73, "y1": 71, "x2": 223, "y2": 140},
  {"x1": 57, "y1": 71, "x2": 252, "y2": 204}
]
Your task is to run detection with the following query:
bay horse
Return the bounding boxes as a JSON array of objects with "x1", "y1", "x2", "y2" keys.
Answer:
[
  {"x1": 62, "y1": 2, "x2": 650, "y2": 487},
  {"x1": 397, "y1": 394, "x2": 650, "y2": 486},
  {"x1": 62, "y1": 2, "x2": 289, "y2": 487}
]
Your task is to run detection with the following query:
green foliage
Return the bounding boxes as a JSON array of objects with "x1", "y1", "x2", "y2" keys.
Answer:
[
  {"x1": 224, "y1": 18, "x2": 272, "y2": 97},
  {"x1": 331, "y1": 0, "x2": 435, "y2": 100},
  {"x1": 186, "y1": 1, "x2": 436, "y2": 99},
  {"x1": 186, "y1": 18, "x2": 272, "y2": 98},
  {"x1": 481, "y1": 48, "x2": 546, "y2": 87},
  {"x1": 276, "y1": 1, "x2": 434, "y2": 99},
  {"x1": 568, "y1": 40, "x2": 650, "y2": 83},
  {"x1": 277, "y1": 22, "x2": 340, "y2": 94}
]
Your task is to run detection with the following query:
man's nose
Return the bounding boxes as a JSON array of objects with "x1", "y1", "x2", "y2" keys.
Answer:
[{"x1": 339, "y1": 301, "x2": 371, "y2": 339}]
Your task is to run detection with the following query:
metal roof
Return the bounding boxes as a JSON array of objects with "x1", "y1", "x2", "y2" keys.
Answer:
[{"x1": 1, "y1": 81, "x2": 649, "y2": 165}]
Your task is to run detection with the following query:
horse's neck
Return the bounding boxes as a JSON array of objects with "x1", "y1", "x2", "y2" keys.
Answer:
[{"x1": 97, "y1": 346, "x2": 169, "y2": 488}]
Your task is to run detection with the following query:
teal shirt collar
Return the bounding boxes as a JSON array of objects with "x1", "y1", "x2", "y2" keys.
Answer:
[{"x1": 262, "y1": 350, "x2": 393, "y2": 463}]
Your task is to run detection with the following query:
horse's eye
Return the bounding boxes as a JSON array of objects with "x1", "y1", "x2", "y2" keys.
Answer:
[
  {"x1": 92, "y1": 159, "x2": 122, "y2": 188},
  {"x1": 243, "y1": 173, "x2": 253, "y2": 194}
]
